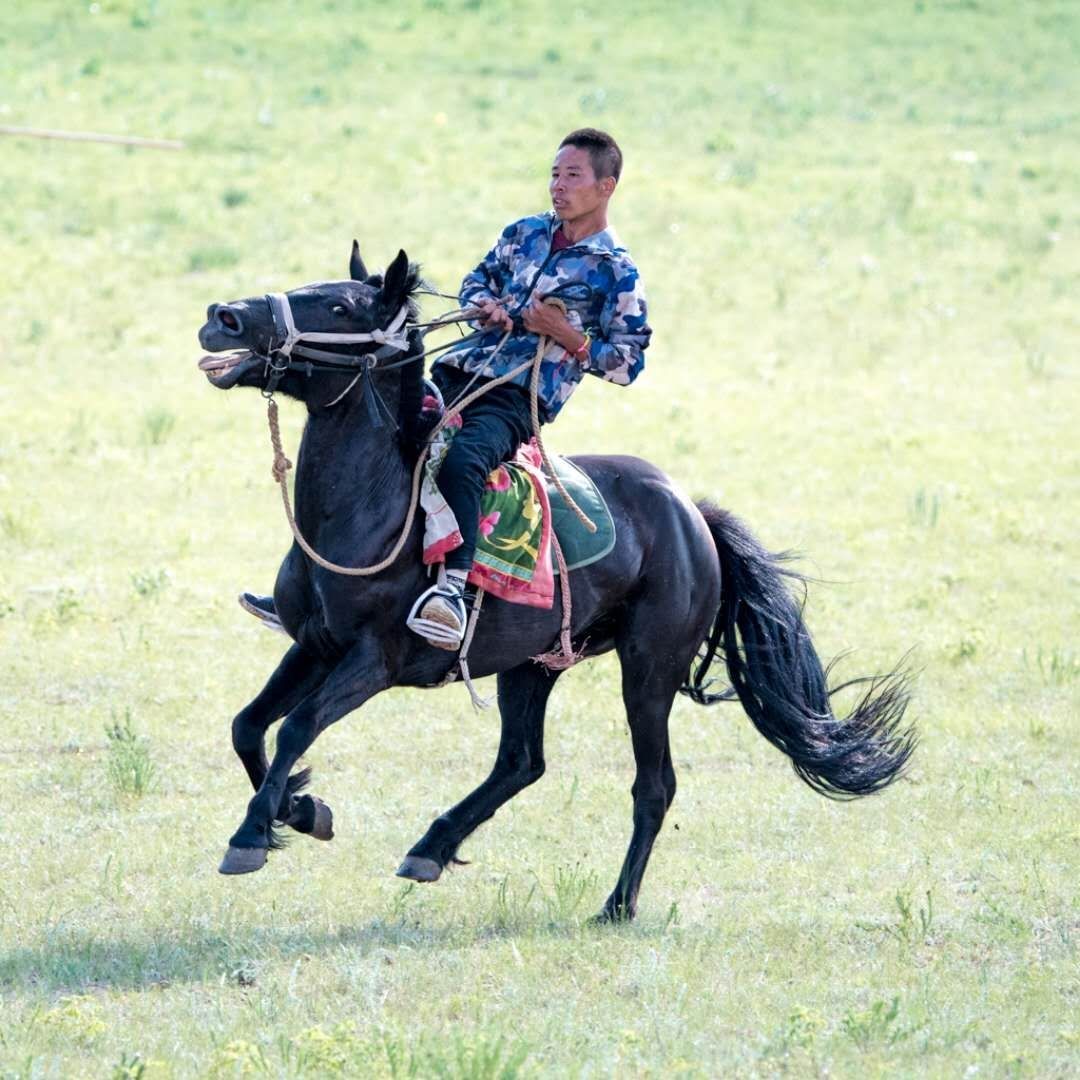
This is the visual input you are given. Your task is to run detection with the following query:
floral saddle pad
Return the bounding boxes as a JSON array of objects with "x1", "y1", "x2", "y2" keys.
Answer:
[{"x1": 419, "y1": 406, "x2": 615, "y2": 609}]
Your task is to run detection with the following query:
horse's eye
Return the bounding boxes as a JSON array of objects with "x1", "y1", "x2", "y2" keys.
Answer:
[{"x1": 331, "y1": 304, "x2": 347, "y2": 317}]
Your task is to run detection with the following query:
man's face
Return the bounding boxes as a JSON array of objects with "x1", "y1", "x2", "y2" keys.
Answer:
[{"x1": 549, "y1": 144, "x2": 615, "y2": 222}]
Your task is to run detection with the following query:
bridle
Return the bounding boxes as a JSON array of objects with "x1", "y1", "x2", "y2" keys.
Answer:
[
  {"x1": 255, "y1": 287, "x2": 491, "y2": 421},
  {"x1": 260, "y1": 289, "x2": 415, "y2": 407}
]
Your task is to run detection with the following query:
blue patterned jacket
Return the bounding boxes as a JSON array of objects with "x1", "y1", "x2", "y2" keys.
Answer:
[{"x1": 433, "y1": 211, "x2": 651, "y2": 421}]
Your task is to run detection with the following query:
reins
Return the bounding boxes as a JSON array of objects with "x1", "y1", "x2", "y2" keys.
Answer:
[
  {"x1": 266, "y1": 324, "x2": 522, "y2": 579},
  {"x1": 264, "y1": 296, "x2": 598, "y2": 665}
]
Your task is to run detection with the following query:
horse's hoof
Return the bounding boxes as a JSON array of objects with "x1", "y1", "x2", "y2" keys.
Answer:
[
  {"x1": 589, "y1": 905, "x2": 634, "y2": 926},
  {"x1": 395, "y1": 855, "x2": 442, "y2": 883},
  {"x1": 286, "y1": 794, "x2": 334, "y2": 841},
  {"x1": 219, "y1": 846, "x2": 268, "y2": 875},
  {"x1": 308, "y1": 797, "x2": 334, "y2": 842}
]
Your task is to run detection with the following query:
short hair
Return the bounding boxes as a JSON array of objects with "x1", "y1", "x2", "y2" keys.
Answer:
[{"x1": 559, "y1": 128, "x2": 623, "y2": 183}]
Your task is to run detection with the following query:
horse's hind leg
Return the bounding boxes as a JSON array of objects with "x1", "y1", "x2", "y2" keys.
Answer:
[
  {"x1": 597, "y1": 640, "x2": 685, "y2": 923},
  {"x1": 398, "y1": 662, "x2": 560, "y2": 882}
]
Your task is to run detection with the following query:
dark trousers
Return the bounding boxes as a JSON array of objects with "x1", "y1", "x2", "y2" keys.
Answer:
[{"x1": 431, "y1": 366, "x2": 534, "y2": 572}]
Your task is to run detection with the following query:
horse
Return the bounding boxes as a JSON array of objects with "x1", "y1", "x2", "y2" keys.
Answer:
[{"x1": 195, "y1": 242, "x2": 915, "y2": 922}]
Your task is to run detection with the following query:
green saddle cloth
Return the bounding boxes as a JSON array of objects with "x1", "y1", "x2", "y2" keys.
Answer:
[{"x1": 546, "y1": 456, "x2": 616, "y2": 572}]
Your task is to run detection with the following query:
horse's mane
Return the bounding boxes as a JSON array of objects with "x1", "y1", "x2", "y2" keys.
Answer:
[
  {"x1": 365, "y1": 260, "x2": 427, "y2": 325},
  {"x1": 375, "y1": 259, "x2": 430, "y2": 447}
]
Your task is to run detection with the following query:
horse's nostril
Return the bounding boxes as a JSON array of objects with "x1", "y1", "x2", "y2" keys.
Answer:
[{"x1": 217, "y1": 307, "x2": 243, "y2": 334}]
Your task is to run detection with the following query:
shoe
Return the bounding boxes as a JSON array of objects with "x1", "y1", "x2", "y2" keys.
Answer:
[
  {"x1": 406, "y1": 581, "x2": 468, "y2": 650},
  {"x1": 238, "y1": 592, "x2": 288, "y2": 636}
]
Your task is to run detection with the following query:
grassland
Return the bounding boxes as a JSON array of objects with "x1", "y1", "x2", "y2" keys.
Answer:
[{"x1": 1, "y1": 0, "x2": 1078, "y2": 1075}]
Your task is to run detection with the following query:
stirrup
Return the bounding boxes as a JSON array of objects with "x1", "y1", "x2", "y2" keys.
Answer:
[
  {"x1": 406, "y1": 579, "x2": 467, "y2": 650},
  {"x1": 238, "y1": 592, "x2": 288, "y2": 636}
]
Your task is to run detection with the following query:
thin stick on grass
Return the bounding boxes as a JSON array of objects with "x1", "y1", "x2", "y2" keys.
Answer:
[{"x1": 0, "y1": 125, "x2": 184, "y2": 150}]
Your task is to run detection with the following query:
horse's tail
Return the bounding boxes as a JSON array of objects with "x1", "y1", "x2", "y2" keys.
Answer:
[{"x1": 680, "y1": 501, "x2": 916, "y2": 799}]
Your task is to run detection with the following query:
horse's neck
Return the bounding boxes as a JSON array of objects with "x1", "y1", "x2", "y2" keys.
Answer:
[{"x1": 293, "y1": 378, "x2": 412, "y2": 540}]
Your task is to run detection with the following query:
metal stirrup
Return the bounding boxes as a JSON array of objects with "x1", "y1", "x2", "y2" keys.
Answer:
[{"x1": 406, "y1": 580, "x2": 467, "y2": 647}]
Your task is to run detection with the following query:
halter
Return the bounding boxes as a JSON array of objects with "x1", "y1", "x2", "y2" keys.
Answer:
[{"x1": 261, "y1": 289, "x2": 414, "y2": 402}]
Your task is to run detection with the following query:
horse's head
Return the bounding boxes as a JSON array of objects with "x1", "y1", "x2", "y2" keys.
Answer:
[{"x1": 197, "y1": 242, "x2": 419, "y2": 399}]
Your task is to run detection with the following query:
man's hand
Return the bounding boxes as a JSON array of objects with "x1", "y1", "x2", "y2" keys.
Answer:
[
  {"x1": 474, "y1": 298, "x2": 513, "y2": 332},
  {"x1": 521, "y1": 300, "x2": 583, "y2": 355}
]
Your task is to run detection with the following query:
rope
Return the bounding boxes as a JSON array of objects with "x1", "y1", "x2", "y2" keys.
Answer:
[
  {"x1": 269, "y1": 398, "x2": 292, "y2": 484},
  {"x1": 457, "y1": 588, "x2": 496, "y2": 708},
  {"x1": 533, "y1": 530, "x2": 581, "y2": 670},
  {"x1": 269, "y1": 393, "x2": 427, "y2": 577},
  {"x1": 265, "y1": 298, "x2": 596, "y2": 664},
  {"x1": 267, "y1": 325, "x2": 520, "y2": 576},
  {"x1": 324, "y1": 370, "x2": 364, "y2": 409},
  {"x1": 527, "y1": 301, "x2": 597, "y2": 536}
]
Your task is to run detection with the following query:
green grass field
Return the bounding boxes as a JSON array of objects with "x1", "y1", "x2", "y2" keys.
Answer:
[{"x1": 1, "y1": 1, "x2": 1078, "y2": 1075}]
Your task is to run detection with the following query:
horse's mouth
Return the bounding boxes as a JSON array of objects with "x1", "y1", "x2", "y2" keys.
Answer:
[{"x1": 198, "y1": 350, "x2": 261, "y2": 389}]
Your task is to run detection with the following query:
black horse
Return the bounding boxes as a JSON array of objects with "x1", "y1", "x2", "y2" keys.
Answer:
[{"x1": 196, "y1": 244, "x2": 915, "y2": 922}]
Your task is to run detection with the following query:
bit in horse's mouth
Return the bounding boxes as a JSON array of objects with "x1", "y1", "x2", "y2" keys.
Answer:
[{"x1": 198, "y1": 349, "x2": 255, "y2": 382}]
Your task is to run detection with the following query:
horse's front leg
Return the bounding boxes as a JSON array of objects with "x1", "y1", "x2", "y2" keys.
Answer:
[
  {"x1": 219, "y1": 637, "x2": 390, "y2": 874},
  {"x1": 231, "y1": 643, "x2": 332, "y2": 795}
]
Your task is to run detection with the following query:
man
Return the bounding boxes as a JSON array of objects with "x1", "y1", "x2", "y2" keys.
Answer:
[
  {"x1": 244, "y1": 128, "x2": 651, "y2": 648},
  {"x1": 413, "y1": 127, "x2": 651, "y2": 646}
]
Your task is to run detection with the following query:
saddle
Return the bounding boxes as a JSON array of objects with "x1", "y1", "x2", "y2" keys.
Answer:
[{"x1": 417, "y1": 384, "x2": 615, "y2": 608}]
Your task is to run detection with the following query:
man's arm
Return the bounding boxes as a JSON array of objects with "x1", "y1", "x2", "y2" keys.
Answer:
[
  {"x1": 459, "y1": 223, "x2": 516, "y2": 311},
  {"x1": 581, "y1": 262, "x2": 650, "y2": 385},
  {"x1": 521, "y1": 260, "x2": 651, "y2": 376}
]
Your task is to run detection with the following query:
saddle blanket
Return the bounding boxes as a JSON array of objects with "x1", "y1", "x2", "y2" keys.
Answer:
[{"x1": 419, "y1": 403, "x2": 616, "y2": 609}]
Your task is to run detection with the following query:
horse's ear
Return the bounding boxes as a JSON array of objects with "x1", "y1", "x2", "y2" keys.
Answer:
[
  {"x1": 349, "y1": 239, "x2": 368, "y2": 281},
  {"x1": 382, "y1": 248, "x2": 411, "y2": 308}
]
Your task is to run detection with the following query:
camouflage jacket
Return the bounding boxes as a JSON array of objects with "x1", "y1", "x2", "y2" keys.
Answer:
[{"x1": 433, "y1": 211, "x2": 651, "y2": 421}]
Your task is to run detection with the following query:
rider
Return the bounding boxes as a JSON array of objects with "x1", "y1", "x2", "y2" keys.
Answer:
[
  {"x1": 244, "y1": 128, "x2": 651, "y2": 647},
  {"x1": 414, "y1": 127, "x2": 651, "y2": 646}
]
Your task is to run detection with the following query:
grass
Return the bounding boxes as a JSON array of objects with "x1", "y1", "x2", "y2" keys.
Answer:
[
  {"x1": 1, "y1": 0, "x2": 1078, "y2": 1076},
  {"x1": 104, "y1": 709, "x2": 157, "y2": 798},
  {"x1": 139, "y1": 407, "x2": 177, "y2": 448}
]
